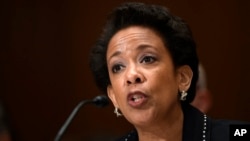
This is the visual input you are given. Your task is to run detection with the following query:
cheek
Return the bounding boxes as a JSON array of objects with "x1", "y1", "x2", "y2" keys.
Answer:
[
  {"x1": 109, "y1": 75, "x2": 125, "y2": 96},
  {"x1": 110, "y1": 73, "x2": 122, "y2": 85},
  {"x1": 148, "y1": 69, "x2": 178, "y2": 94}
]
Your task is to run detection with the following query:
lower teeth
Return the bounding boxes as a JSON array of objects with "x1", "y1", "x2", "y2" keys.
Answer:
[{"x1": 134, "y1": 98, "x2": 141, "y2": 102}]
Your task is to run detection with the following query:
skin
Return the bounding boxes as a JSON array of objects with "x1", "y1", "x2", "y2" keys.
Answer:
[{"x1": 106, "y1": 26, "x2": 193, "y2": 141}]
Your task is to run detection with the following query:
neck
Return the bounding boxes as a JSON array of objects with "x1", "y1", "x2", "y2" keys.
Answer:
[{"x1": 136, "y1": 103, "x2": 183, "y2": 141}]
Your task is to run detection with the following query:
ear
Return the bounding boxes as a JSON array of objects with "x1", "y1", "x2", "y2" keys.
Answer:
[
  {"x1": 177, "y1": 65, "x2": 193, "y2": 91},
  {"x1": 107, "y1": 85, "x2": 118, "y2": 108}
]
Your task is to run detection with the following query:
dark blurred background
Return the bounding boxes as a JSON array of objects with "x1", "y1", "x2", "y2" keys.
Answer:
[{"x1": 0, "y1": 0, "x2": 249, "y2": 141}]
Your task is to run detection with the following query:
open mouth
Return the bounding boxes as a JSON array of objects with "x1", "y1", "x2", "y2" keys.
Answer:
[
  {"x1": 131, "y1": 94, "x2": 144, "y2": 102},
  {"x1": 128, "y1": 91, "x2": 148, "y2": 107}
]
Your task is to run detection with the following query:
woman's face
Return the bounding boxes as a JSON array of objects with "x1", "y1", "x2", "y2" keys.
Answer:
[{"x1": 106, "y1": 26, "x2": 190, "y2": 127}]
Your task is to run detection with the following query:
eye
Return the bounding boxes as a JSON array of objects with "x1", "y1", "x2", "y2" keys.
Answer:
[
  {"x1": 111, "y1": 64, "x2": 124, "y2": 73},
  {"x1": 140, "y1": 56, "x2": 156, "y2": 64}
]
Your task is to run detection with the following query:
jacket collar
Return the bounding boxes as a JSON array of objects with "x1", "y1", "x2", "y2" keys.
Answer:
[
  {"x1": 117, "y1": 103, "x2": 209, "y2": 141},
  {"x1": 182, "y1": 103, "x2": 208, "y2": 141}
]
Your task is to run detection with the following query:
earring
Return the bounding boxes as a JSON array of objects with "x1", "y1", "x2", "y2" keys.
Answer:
[
  {"x1": 180, "y1": 90, "x2": 188, "y2": 101},
  {"x1": 114, "y1": 107, "x2": 122, "y2": 117}
]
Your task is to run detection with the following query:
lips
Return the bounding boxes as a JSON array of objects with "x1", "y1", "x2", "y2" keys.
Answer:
[{"x1": 128, "y1": 91, "x2": 148, "y2": 108}]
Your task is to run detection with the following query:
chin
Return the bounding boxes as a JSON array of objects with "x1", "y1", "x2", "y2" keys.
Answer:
[{"x1": 126, "y1": 110, "x2": 155, "y2": 127}]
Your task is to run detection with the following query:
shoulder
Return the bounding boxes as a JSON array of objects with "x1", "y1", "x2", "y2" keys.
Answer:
[
  {"x1": 182, "y1": 103, "x2": 250, "y2": 141},
  {"x1": 209, "y1": 119, "x2": 249, "y2": 141}
]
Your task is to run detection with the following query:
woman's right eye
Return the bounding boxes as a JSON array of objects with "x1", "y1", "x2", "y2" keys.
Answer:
[{"x1": 111, "y1": 64, "x2": 124, "y2": 73}]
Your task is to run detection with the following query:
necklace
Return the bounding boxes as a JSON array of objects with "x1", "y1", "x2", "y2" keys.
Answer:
[{"x1": 203, "y1": 114, "x2": 207, "y2": 141}]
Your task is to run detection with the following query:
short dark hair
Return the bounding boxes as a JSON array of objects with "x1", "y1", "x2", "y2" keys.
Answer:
[{"x1": 89, "y1": 2, "x2": 199, "y2": 103}]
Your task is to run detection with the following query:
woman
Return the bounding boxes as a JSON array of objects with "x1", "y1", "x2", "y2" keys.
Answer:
[{"x1": 90, "y1": 2, "x2": 246, "y2": 141}]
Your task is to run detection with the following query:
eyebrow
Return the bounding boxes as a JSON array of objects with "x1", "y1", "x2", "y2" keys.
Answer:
[
  {"x1": 107, "y1": 44, "x2": 156, "y2": 61},
  {"x1": 107, "y1": 51, "x2": 122, "y2": 62}
]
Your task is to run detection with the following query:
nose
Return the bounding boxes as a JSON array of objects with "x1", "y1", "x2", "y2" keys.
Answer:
[{"x1": 126, "y1": 66, "x2": 145, "y2": 85}]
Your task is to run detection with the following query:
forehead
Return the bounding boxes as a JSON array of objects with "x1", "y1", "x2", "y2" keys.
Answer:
[
  {"x1": 107, "y1": 26, "x2": 166, "y2": 56},
  {"x1": 109, "y1": 26, "x2": 163, "y2": 46}
]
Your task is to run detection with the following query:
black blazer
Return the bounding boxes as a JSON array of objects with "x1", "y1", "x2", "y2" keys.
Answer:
[{"x1": 116, "y1": 103, "x2": 248, "y2": 141}]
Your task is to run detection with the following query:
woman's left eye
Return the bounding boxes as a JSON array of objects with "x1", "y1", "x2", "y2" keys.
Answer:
[{"x1": 140, "y1": 56, "x2": 156, "y2": 64}]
